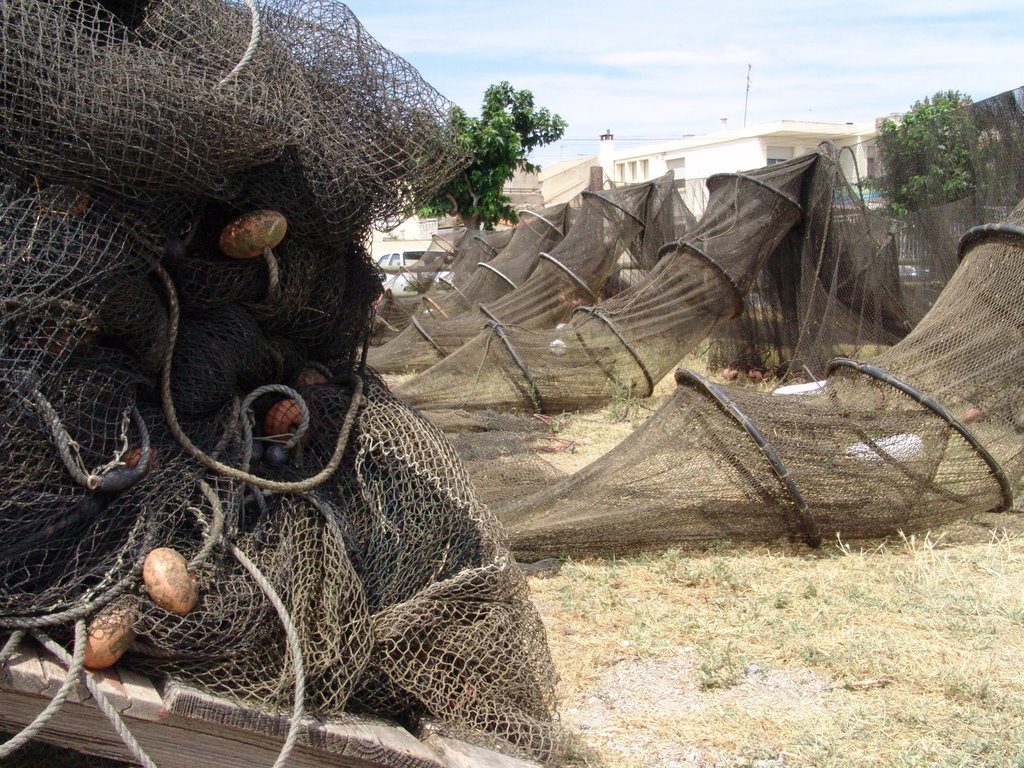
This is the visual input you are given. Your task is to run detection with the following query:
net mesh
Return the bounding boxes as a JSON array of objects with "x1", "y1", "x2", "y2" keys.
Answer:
[
  {"x1": 498, "y1": 200, "x2": 1024, "y2": 559},
  {"x1": 1, "y1": 2, "x2": 559, "y2": 764},
  {"x1": 709, "y1": 87, "x2": 1024, "y2": 377},
  {"x1": 395, "y1": 160, "x2": 805, "y2": 413},
  {"x1": 368, "y1": 203, "x2": 575, "y2": 372}
]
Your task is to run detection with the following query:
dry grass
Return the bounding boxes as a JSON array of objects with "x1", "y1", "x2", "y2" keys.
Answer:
[
  {"x1": 389, "y1": 356, "x2": 1024, "y2": 766},
  {"x1": 515, "y1": 357, "x2": 1024, "y2": 767},
  {"x1": 530, "y1": 522, "x2": 1024, "y2": 767}
]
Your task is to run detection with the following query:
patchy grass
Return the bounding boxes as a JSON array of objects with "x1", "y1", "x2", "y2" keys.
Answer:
[
  {"x1": 529, "y1": 525, "x2": 1024, "y2": 767},
  {"x1": 389, "y1": 355, "x2": 1024, "y2": 766},
  {"x1": 509, "y1": 355, "x2": 1024, "y2": 766}
]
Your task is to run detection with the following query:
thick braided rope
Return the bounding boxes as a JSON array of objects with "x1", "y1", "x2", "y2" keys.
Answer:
[
  {"x1": 241, "y1": 383, "x2": 310, "y2": 448},
  {"x1": 0, "y1": 544, "x2": 144, "y2": 630},
  {"x1": 22, "y1": 390, "x2": 151, "y2": 492},
  {"x1": 187, "y1": 480, "x2": 229, "y2": 571},
  {"x1": 228, "y1": 543, "x2": 305, "y2": 768},
  {"x1": 218, "y1": 0, "x2": 261, "y2": 89},
  {"x1": 0, "y1": 631, "x2": 26, "y2": 664}
]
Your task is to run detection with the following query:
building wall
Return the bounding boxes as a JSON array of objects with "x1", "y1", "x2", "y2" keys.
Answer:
[
  {"x1": 538, "y1": 156, "x2": 600, "y2": 206},
  {"x1": 599, "y1": 120, "x2": 878, "y2": 215}
]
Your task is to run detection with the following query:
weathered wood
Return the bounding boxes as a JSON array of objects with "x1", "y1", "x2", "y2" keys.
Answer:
[
  {"x1": 0, "y1": 687, "x2": 392, "y2": 768},
  {"x1": 161, "y1": 682, "x2": 444, "y2": 768},
  {"x1": 2, "y1": 643, "x2": 47, "y2": 694},
  {"x1": 115, "y1": 667, "x2": 167, "y2": 722},
  {"x1": 421, "y1": 733, "x2": 541, "y2": 768},
  {"x1": 1, "y1": 639, "x2": 542, "y2": 768}
]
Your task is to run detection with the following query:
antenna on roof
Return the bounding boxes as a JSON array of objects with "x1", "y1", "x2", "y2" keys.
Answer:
[{"x1": 743, "y1": 64, "x2": 752, "y2": 127}]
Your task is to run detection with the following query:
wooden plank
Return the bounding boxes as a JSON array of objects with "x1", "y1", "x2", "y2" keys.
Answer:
[
  {"x1": 2, "y1": 665, "x2": 542, "y2": 768},
  {"x1": 2, "y1": 641, "x2": 48, "y2": 695},
  {"x1": 1, "y1": 686, "x2": 429, "y2": 768},
  {"x1": 421, "y1": 733, "x2": 542, "y2": 768},
  {"x1": 36, "y1": 645, "x2": 89, "y2": 703},
  {"x1": 84, "y1": 666, "x2": 131, "y2": 714},
  {"x1": 162, "y1": 682, "x2": 444, "y2": 768},
  {"x1": 115, "y1": 667, "x2": 167, "y2": 722}
]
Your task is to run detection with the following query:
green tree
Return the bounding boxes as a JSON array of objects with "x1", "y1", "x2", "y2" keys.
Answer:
[
  {"x1": 419, "y1": 81, "x2": 567, "y2": 230},
  {"x1": 877, "y1": 90, "x2": 975, "y2": 215}
]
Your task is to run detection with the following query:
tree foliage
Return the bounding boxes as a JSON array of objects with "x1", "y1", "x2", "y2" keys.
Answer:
[
  {"x1": 419, "y1": 81, "x2": 567, "y2": 230},
  {"x1": 877, "y1": 90, "x2": 975, "y2": 215}
]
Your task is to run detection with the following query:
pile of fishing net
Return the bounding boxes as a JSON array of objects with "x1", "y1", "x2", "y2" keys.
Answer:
[{"x1": 0, "y1": 1, "x2": 560, "y2": 764}]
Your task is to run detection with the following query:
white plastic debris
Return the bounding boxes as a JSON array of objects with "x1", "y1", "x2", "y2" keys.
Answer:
[
  {"x1": 845, "y1": 433, "x2": 925, "y2": 462},
  {"x1": 772, "y1": 380, "x2": 827, "y2": 396}
]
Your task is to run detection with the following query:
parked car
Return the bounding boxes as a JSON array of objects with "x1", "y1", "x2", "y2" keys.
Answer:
[{"x1": 375, "y1": 251, "x2": 452, "y2": 296}]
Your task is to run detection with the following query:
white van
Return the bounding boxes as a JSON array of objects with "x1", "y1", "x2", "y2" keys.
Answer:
[{"x1": 376, "y1": 251, "x2": 451, "y2": 296}]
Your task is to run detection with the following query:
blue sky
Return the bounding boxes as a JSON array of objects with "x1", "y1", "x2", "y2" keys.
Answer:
[{"x1": 349, "y1": 1, "x2": 1024, "y2": 167}]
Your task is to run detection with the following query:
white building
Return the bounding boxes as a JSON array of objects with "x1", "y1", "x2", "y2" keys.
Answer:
[
  {"x1": 598, "y1": 118, "x2": 877, "y2": 214},
  {"x1": 370, "y1": 117, "x2": 879, "y2": 256}
]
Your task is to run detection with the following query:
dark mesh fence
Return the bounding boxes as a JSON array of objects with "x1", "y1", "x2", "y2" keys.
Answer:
[{"x1": 1, "y1": 2, "x2": 560, "y2": 764}]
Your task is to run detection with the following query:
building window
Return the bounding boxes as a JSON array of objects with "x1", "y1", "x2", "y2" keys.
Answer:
[
  {"x1": 615, "y1": 162, "x2": 626, "y2": 182},
  {"x1": 766, "y1": 146, "x2": 794, "y2": 166},
  {"x1": 639, "y1": 159, "x2": 649, "y2": 180}
]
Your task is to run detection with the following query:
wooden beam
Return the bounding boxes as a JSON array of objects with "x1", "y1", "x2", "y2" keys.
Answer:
[{"x1": 1, "y1": 638, "x2": 541, "y2": 768}]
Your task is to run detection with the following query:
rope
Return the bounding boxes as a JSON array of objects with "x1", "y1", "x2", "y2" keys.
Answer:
[
  {"x1": 262, "y1": 246, "x2": 281, "y2": 303},
  {"x1": 241, "y1": 383, "x2": 310, "y2": 449},
  {"x1": 218, "y1": 0, "x2": 261, "y2": 89},
  {"x1": 152, "y1": 258, "x2": 364, "y2": 494},
  {"x1": 229, "y1": 543, "x2": 305, "y2": 768},
  {"x1": 0, "y1": 567, "x2": 141, "y2": 631},
  {"x1": 34, "y1": 630, "x2": 159, "y2": 768},
  {"x1": 0, "y1": 630, "x2": 26, "y2": 664},
  {"x1": 0, "y1": 621, "x2": 87, "y2": 759},
  {"x1": 189, "y1": 480, "x2": 229, "y2": 571},
  {"x1": 25, "y1": 391, "x2": 152, "y2": 492}
]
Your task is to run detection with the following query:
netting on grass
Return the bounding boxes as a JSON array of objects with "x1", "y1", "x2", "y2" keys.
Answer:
[
  {"x1": 369, "y1": 203, "x2": 574, "y2": 372},
  {"x1": 498, "y1": 201, "x2": 1024, "y2": 558},
  {"x1": 423, "y1": 224, "x2": 525, "y2": 311},
  {"x1": 0, "y1": 2, "x2": 559, "y2": 764},
  {"x1": 368, "y1": 216, "x2": 549, "y2": 347},
  {"x1": 395, "y1": 158, "x2": 810, "y2": 413}
]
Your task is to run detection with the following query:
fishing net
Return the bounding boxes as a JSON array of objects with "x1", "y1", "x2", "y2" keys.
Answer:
[
  {"x1": 369, "y1": 203, "x2": 574, "y2": 372},
  {"x1": 708, "y1": 86, "x2": 1024, "y2": 377},
  {"x1": 394, "y1": 160, "x2": 802, "y2": 413},
  {"x1": 0, "y1": 0, "x2": 468, "y2": 245},
  {"x1": 369, "y1": 222, "x2": 526, "y2": 346},
  {"x1": 440, "y1": 227, "x2": 515, "y2": 294},
  {"x1": 390, "y1": 173, "x2": 694, "y2": 408},
  {"x1": 1, "y1": 2, "x2": 559, "y2": 764},
  {"x1": 498, "y1": 200, "x2": 1024, "y2": 558}
]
